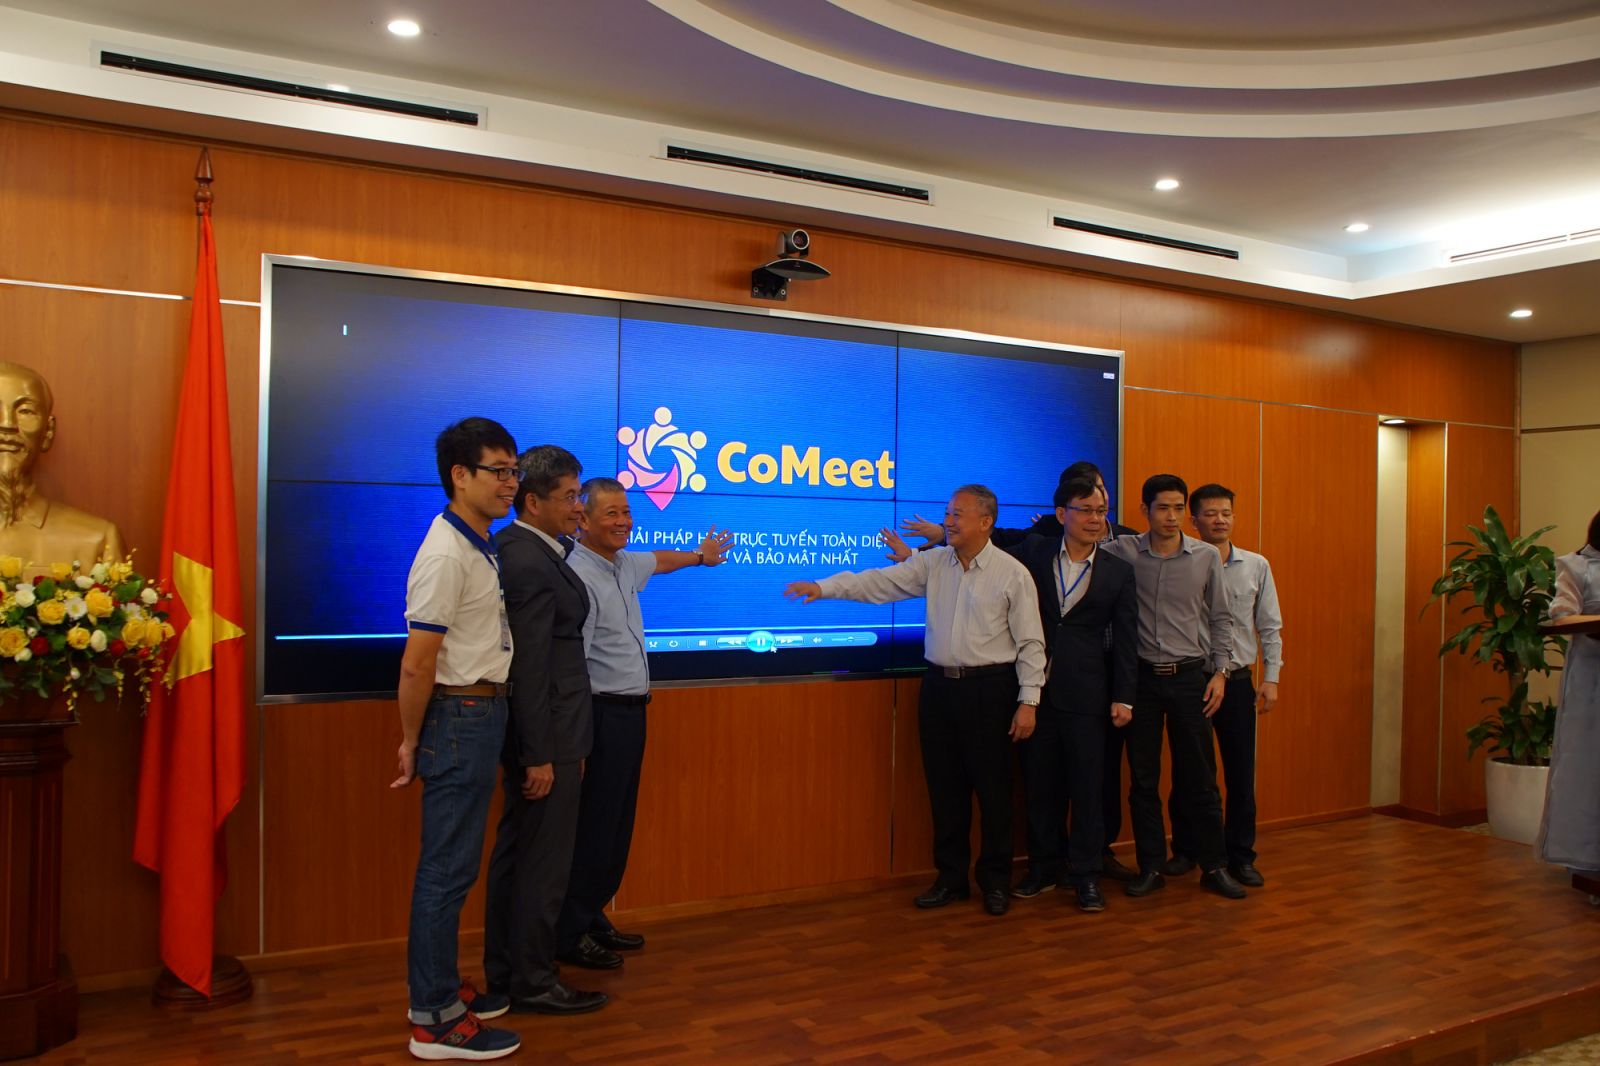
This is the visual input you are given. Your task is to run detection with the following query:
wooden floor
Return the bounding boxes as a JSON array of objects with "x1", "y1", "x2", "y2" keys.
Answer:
[{"x1": 37, "y1": 816, "x2": 1600, "y2": 1065}]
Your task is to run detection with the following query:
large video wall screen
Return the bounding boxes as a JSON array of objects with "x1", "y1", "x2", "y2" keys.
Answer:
[{"x1": 261, "y1": 264, "x2": 1122, "y2": 700}]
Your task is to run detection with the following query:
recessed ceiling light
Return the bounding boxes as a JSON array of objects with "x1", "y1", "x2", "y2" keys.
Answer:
[
  {"x1": 327, "y1": 83, "x2": 350, "y2": 93},
  {"x1": 1153, "y1": 177, "x2": 1180, "y2": 192},
  {"x1": 387, "y1": 18, "x2": 421, "y2": 37},
  {"x1": 1345, "y1": 222, "x2": 1370, "y2": 233},
  {"x1": 1381, "y1": 417, "x2": 1408, "y2": 426},
  {"x1": 1508, "y1": 308, "x2": 1534, "y2": 319}
]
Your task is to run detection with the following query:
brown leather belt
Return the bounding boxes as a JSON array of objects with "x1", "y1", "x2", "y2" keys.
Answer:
[{"x1": 433, "y1": 681, "x2": 510, "y2": 698}]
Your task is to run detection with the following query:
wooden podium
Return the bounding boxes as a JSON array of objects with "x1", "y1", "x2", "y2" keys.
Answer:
[{"x1": 0, "y1": 694, "x2": 76, "y2": 1060}]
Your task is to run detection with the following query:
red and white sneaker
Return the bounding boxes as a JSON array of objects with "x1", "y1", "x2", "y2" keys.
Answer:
[
  {"x1": 457, "y1": 978, "x2": 509, "y2": 1020},
  {"x1": 408, "y1": 1010, "x2": 520, "y2": 1061}
]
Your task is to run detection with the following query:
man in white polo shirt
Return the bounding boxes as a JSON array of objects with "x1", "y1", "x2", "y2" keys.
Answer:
[{"x1": 391, "y1": 417, "x2": 522, "y2": 1062}]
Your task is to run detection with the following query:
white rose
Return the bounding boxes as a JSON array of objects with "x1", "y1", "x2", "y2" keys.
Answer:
[
  {"x1": 13, "y1": 586, "x2": 34, "y2": 608},
  {"x1": 65, "y1": 596, "x2": 88, "y2": 620},
  {"x1": 69, "y1": 668, "x2": 81, "y2": 681},
  {"x1": 75, "y1": 574, "x2": 94, "y2": 590},
  {"x1": 14, "y1": 648, "x2": 30, "y2": 663},
  {"x1": 90, "y1": 563, "x2": 108, "y2": 582},
  {"x1": 25, "y1": 626, "x2": 37, "y2": 638},
  {"x1": 123, "y1": 604, "x2": 144, "y2": 621},
  {"x1": 88, "y1": 629, "x2": 108, "y2": 652},
  {"x1": 140, "y1": 587, "x2": 159, "y2": 605}
]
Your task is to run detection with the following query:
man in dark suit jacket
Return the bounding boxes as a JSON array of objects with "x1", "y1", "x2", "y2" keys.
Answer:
[
  {"x1": 1005, "y1": 475, "x2": 1138, "y2": 912},
  {"x1": 483, "y1": 445, "x2": 607, "y2": 1016}
]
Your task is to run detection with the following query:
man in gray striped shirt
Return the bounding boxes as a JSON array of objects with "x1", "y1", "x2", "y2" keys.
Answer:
[
  {"x1": 786, "y1": 484, "x2": 1046, "y2": 916},
  {"x1": 1168, "y1": 483, "x2": 1283, "y2": 888}
]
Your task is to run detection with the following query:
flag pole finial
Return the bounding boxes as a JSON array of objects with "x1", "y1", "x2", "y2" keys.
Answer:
[{"x1": 194, "y1": 148, "x2": 214, "y2": 216}]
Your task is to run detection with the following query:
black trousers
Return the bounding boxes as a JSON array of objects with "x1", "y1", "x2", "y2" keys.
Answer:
[
  {"x1": 1125, "y1": 667, "x2": 1226, "y2": 872},
  {"x1": 919, "y1": 670, "x2": 1016, "y2": 892},
  {"x1": 1102, "y1": 723, "x2": 1129, "y2": 851},
  {"x1": 555, "y1": 697, "x2": 647, "y2": 954},
  {"x1": 1171, "y1": 673, "x2": 1257, "y2": 866},
  {"x1": 1023, "y1": 703, "x2": 1106, "y2": 882},
  {"x1": 483, "y1": 758, "x2": 581, "y2": 996}
]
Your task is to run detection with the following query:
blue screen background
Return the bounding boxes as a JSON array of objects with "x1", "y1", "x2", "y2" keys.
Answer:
[{"x1": 263, "y1": 266, "x2": 1121, "y2": 697}]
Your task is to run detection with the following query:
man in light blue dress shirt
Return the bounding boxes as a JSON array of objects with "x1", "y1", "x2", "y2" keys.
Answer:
[{"x1": 556, "y1": 477, "x2": 733, "y2": 971}]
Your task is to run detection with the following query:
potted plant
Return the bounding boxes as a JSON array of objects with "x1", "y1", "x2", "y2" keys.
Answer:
[{"x1": 1429, "y1": 505, "x2": 1565, "y2": 843}]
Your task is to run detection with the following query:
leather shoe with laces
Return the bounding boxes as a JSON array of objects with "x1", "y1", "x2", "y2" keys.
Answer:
[
  {"x1": 1229, "y1": 862, "x2": 1265, "y2": 887},
  {"x1": 913, "y1": 883, "x2": 969, "y2": 909},
  {"x1": 1162, "y1": 854, "x2": 1197, "y2": 877},
  {"x1": 590, "y1": 927, "x2": 645, "y2": 951},
  {"x1": 1010, "y1": 870, "x2": 1058, "y2": 898},
  {"x1": 983, "y1": 889, "x2": 1010, "y2": 916},
  {"x1": 1200, "y1": 867, "x2": 1248, "y2": 900},
  {"x1": 1125, "y1": 869, "x2": 1166, "y2": 897},
  {"x1": 509, "y1": 981, "x2": 608, "y2": 1015},
  {"x1": 1101, "y1": 852, "x2": 1136, "y2": 882},
  {"x1": 1073, "y1": 879, "x2": 1106, "y2": 913},
  {"x1": 558, "y1": 933, "x2": 623, "y2": 970}
]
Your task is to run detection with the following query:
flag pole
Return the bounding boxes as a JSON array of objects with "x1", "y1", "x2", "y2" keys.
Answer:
[{"x1": 147, "y1": 146, "x2": 253, "y2": 1011}]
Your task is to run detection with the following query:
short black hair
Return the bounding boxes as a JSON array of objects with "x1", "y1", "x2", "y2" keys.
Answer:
[
  {"x1": 1587, "y1": 508, "x2": 1600, "y2": 553},
  {"x1": 435, "y1": 417, "x2": 516, "y2": 499},
  {"x1": 1058, "y1": 460, "x2": 1102, "y2": 487},
  {"x1": 1054, "y1": 475, "x2": 1103, "y2": 510},
  {"x1": 1188, "y1": 483, "x2": 1235, "y2": 514},
  {"x1": 514, "y1": 445, "x2": 583, "y2": 515},
  {"x1": 1141, "y1": 473, "x2": 1188, "y2": 509}
]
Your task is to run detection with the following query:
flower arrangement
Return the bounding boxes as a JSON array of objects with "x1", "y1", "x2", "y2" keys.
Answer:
[{"x1": 0, "y1": 555, "x2": 174, "y2": 714}]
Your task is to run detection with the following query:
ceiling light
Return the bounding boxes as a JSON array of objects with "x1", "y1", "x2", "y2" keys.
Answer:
[
  {"x1": 1381, "y1": 417, "x2": 1407, "y2": 426},
  {"x1": 327, "y1": 83, "x2": 350, "y2": 93},
  {"x1": 387, "y1": 18, "x2": 420, "y2": 37},
  {"x1": 1345, "y1": 222, "x2": 1370, "y2": 233},
  {"x1": 1153, "y1": 177, "x2": 1180, "y2": 192},
  {"x1": 1508, "y1": 308, "x2": 1534, "y2": 319}
]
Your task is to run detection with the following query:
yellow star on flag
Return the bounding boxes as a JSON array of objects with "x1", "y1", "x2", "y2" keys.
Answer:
[{"x1": 171, "y1": 551, "x2": 245, "y2": 682}]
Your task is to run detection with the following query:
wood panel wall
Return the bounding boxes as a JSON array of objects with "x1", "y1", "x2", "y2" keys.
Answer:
[
  {"x1": 1401, "y1": 426, "x2": 1448, "y2": 814},
  {"x1": 0, "y1": 110, "x2": 1516, "y2": 980}
]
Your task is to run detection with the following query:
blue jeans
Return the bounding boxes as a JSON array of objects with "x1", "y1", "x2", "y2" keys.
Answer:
[{"x1": 407, "y1": 694, "x2": 507, "y2": 1023}]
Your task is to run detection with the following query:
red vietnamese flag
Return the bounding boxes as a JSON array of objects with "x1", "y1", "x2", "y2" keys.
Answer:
[{"x1": 132, "y1": 198, "x2": 246, "y2": 997}]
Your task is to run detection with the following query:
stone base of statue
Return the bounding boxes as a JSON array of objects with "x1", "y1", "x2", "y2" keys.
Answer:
[{"x1": 0, "y1": 693, "x2": 77, "y2": 1060}]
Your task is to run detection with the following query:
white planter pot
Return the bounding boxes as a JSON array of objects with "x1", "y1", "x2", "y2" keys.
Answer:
[{"x1": 1484, "y1": 758, "x2": 1549, "y2": 845}]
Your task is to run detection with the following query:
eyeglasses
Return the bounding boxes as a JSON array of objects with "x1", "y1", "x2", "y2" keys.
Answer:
[
  {"x1": 542, "y1": 490, "x2": 581, "y2": 505},
  {"x1": 473, "y1": 464, "x2": 520, "y2": 482},
  {"x1": 1065, "y1": 506, "x2": 1110, "y2": 518}
]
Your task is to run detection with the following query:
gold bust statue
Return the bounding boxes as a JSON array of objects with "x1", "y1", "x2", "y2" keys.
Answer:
[{"x1": 0, "y1": 362, "x2": 125, "y2": 574}]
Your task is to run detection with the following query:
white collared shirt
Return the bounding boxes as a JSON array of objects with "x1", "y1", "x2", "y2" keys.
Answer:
[{"x1": 1056, "y1": 541, "x2": 1095, "y2": 616}]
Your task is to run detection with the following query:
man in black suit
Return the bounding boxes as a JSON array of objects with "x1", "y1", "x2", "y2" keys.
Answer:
[
  {"x1": 1005, "y1": 476, "x2": 1138, "y2": 911},
  {"x1": 483, "y1": 445, "x2": 607, "y2": 1016}
]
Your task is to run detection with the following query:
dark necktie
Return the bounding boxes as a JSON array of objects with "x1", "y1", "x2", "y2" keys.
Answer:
[{"x1": 558, "y1": 535, "x2": 575, "y2": 559}]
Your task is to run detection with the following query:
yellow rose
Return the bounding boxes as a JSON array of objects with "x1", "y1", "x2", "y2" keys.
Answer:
[
  {"x1": 107, "y1": 562, "x2": 133, "y2": 584},
  {"x1": 35, "y1": 599, "x2": 67, "y2": 625},
  {"x1": 0, "y1": 628, "x2": 26, "y2": 658},
  {"x1": 84, "y1": 589, "x2": 114, "y2": 620},
  {"x1": 66, "y1": 626, "x2": 92, "y2": 650},
  {"x1": 0, "y1": 557, "x2": 20, "y2": 579},
  {"x1": 120, "y1": 618, "x2": 147, "y2": 646},
  {"x1": 49, "y1": 562, "x2": 73, "y2": 583},
  {"x1": 143, "y1": 621, "x2": 166, "y2": 647}
]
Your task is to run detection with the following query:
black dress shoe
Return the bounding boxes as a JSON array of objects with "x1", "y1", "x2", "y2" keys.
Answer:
[
  {"x1": 1200, "y1": 867, "x2": 1248, "y2": 900},
  {"x1": 1229, "y1": 862, "x2": 1265, "y2": 887},
  {"x1": 1010, "y1": 870, "x2": 1058, "y2": 898},
  {"x1": 558, "y1": 934, "x2": 623, "y2": 970},
  {"x1": 1073, "y1": 879, "x2": 1106, "y2": 913},
  {"x1": 983, "y1": 889, "x2": 1010, "y2": 916},
  {"x1": 1101, "y1": 852, "x2": 1136, "y2": 882},
  {"x1": 913, "y1": 883, "x2": 969, "y2": 909},
  {"x1": 510, "y1": 981, "x2": 608, "y2": 1015},
  {"x1": 590, "y1": 927, "x2": 645, "y2": 951},
  {"x1": 1125, "y1": 869, "x2": 1166, "y2": 897},
  {"x1": 1162, "y1": 854, "x2": 1197, "y2": 876}
]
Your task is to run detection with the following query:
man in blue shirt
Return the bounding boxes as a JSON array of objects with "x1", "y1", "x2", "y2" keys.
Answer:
[{"x1": 556, "y1": 477, "x2": 733, "y2": 970}]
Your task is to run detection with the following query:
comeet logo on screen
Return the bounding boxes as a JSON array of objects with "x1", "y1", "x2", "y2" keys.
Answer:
[
  {"x1": 617, "y1": 406, "x2": 708, "y2": 511},
  {"x1": 618, "y1": 405, "x2": 896, "y2": 509}
]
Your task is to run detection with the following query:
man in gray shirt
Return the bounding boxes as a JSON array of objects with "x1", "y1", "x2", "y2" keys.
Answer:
[
  {"x1": 556, "y1": 477, "x2": 733, "y2": 971},
  {"x1": 1166, "y1": 483, "x2": 1283, "y2": 888},
  {"x1": 786, "y1": 484, "x2": 1046, "y2": 916},
  {"x1": 1103, "y1": 474, "x2": 1246, "y2": 900}
]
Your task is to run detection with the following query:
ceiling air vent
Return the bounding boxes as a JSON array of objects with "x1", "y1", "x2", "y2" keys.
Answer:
[
  {"x1": 99, "y1": 51, "x2": 481, "y2": 126},
  {"x1": 1447, "y1": 227, "x2": 1600, "y2": 265},
  {"x1": 1053, "y1": 216, "x2": 1239, "y2": 260},
  {"x1": 665, "y1": 145, "x2": 930, "y2": 203}
]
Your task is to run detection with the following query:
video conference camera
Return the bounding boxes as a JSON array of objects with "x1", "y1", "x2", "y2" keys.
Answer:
[{"x1": 753, "y1": 228, "x2": 831, "y2": 301}]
